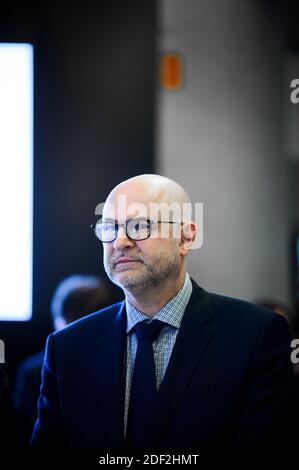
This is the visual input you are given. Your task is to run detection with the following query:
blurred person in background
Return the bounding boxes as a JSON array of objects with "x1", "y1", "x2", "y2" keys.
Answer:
[
  {"x1": 13, "y1": 274, "x2": 118, "y2": 447},
  {"x1": 254, "y1": 298, "x2": 298, "y2": 373},
  {"x1": 254, "y1": 299, "x2": 290, "y2": 323}
]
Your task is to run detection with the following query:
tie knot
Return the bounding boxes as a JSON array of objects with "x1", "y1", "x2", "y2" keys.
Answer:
[{"x1": 133, "y1": 319, "x2": 165, "y2": 342}]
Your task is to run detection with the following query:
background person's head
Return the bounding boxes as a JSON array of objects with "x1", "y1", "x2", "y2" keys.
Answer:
[
  {"x1": 254, "y1": 298, "x2": 290, "y2": 323},
  {"x1": 101, "y1": 174, "x2": 196, "y2": 297},
  {"x1": 50, "y1": 274, "x2": 116, "y2": 330}
]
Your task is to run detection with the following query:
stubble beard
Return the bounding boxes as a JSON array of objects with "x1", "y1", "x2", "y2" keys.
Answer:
[{"x1": 104, "y1": 249, "x2": 182, "y2": 296}]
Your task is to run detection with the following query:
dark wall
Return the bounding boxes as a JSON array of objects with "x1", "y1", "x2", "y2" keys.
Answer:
[
  {"x1": 0, "y1": 0, "x2": 156, "y2": 375},
  {"x1": 289, "y1": 0, "x2": 299, "y2": 51}
]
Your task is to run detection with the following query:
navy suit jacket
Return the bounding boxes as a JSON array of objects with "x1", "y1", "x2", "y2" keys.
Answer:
[{"x1": 31, "y1": 280, "x2": 294, "y2": 449}]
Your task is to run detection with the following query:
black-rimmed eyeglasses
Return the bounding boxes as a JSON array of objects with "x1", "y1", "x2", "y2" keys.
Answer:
[{"x1": 90, "y1": 218, "x2": 183, "y2": 243}]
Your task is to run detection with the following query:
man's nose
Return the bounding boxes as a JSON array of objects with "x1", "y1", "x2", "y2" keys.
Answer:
[{"x1": 113, "y1": 226, "x2": 135, "y2": 250}]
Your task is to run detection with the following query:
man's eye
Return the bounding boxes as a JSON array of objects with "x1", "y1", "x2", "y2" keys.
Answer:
[
  {"x1": 104, "y1": 224, "x2": 116, "y2": 232},
  {"x1": 132, "y1": 221, "x2": 148, "y2": 231},
  {"x1": 131, "y1": 222, "x2": 141, "y2": 232}
]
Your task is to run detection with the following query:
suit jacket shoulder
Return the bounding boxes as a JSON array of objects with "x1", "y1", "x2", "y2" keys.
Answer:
[{"x1": 52, "y1": 300, "x2": 125, "y2": 349}]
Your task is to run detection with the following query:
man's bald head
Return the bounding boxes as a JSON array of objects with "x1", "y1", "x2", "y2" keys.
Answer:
[
  {"x1": 107, "y1": 174, "x2": 190, "y2": 206},
  {"x1": 103, "y1": 174, "x2": 191, "y2": 223}
]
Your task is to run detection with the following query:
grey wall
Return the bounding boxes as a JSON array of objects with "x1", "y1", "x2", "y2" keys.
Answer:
[
  {"x1": 286, "y1": 55, "x2": 299, "y2": 232},
  {"x1": 157, "y1": 0, "x2": 291, "y2": 305},
  {"x1": 286, "y1": 54, "x2": 299, "y2": 161}
]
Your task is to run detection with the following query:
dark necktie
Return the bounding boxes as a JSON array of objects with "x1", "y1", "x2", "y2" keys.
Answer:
[{"x1": 126, "y1": 319, "x2": 165, "y2": 448}]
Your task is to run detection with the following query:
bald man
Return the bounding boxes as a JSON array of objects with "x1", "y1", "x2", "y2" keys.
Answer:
[{"x1": 31, "y1": 174, "x2": 294, "y2": 449}]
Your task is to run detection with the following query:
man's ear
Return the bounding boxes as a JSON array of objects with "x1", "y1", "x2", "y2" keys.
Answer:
[{"x1": 179, "y1": 221, "x2": 197, "y2": 256}]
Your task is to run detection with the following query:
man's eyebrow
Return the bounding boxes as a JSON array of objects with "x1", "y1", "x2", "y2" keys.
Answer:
[{"x1": 101, "y1": 217, "x2": 116, "y2": 223}]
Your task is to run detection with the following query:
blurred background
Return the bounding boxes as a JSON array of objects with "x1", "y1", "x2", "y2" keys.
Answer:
[{"x1": 0, "y1": 0, "x2": 299, "y2": 383}]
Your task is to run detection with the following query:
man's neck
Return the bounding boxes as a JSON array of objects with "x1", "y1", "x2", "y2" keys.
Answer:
[{"x1": 125, "y1": 271, "x2": 187, "y2": 318}]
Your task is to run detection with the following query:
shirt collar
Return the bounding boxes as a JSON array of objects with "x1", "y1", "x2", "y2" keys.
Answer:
[{"x1": 126, "y1": 273, "x2": 193, "y2": 334}]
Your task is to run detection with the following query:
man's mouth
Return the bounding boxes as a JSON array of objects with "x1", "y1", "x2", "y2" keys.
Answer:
[{"x1": 114, "y1": 257, "x2": 141, "y2": 266}]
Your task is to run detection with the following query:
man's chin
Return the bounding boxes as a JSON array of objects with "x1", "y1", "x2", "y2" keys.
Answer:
[{"x1": 112, "y1": 271, "x2": 145, "y2": 290}]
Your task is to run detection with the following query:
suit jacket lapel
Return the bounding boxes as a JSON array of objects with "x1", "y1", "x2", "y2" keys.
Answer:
[
  {"x1": 93, "y1": 302, "x2": 127, "y2": 448},
  {"x1": 91, "y1": 281, "x2": 216, "y2": 448},
  {"x1": 151, "y1": 281, "x2": 216, "y2": 447}
]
